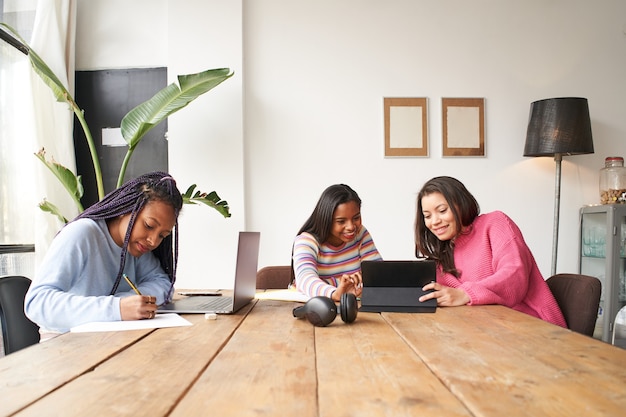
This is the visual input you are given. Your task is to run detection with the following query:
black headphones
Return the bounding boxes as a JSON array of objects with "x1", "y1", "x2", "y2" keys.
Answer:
[{"x1": 292, "y1": 293, "x2": 358, "y2": 327}]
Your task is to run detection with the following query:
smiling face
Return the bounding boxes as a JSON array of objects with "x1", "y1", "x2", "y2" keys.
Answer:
[
  {"x1": 326, "y1": 200, "x2": 362, "y2": 247},
  {"x1": 109, "y1": 200, "x2": 177, "y2": 257},
  {"x1": 421, "y1": 191, "x2": 458, "y2": 241}
]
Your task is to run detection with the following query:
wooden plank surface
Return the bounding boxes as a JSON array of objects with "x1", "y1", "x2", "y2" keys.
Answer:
[
  {"x1": 13, "y1": 303, "x2": 254, "y2": 417},
  {"x1": 315, "y1": 311, "x2": 472, "y2": 417},
  {"x1": 4, "y1": 300, "x2": 625, "y2": 417},
  {"x1": 384, "y1": 305, "x2": 626, "y2": 417},
  {"x1": 170, "y1": 299, "x2": 318, "y2": 417},
  {"x1": 0, "y1": 328, "x2": 152, "y2": 416}
]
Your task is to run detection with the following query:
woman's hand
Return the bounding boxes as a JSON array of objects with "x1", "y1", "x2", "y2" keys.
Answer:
[
  {"x1": 332, "y1": 272, "x2": 363, "y2": 301},
  {"x1": 419, "y1": 282, "x2": 470, "y2": 306},
  {"x1": 120, "y1": 295, "x2": 158, "y2": 320}
]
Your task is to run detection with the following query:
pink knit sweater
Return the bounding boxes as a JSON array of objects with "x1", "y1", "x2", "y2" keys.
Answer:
[{"x1": 438, "y1": 211, "x2": 567, "y2": 328}]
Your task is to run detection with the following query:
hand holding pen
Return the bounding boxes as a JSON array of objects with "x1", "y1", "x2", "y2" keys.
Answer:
[{"x1": 120, "y1": 274, "x2": 158, "y2": 320}]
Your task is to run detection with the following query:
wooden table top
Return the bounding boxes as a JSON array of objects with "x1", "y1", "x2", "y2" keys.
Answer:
[{"x1": 1, "y1": 299, "x2": 625, "y2": 416}]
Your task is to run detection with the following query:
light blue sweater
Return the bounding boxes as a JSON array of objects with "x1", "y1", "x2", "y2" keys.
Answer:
[{"x1": 25, "y1": 218, "x2": 172, "y2": 333}]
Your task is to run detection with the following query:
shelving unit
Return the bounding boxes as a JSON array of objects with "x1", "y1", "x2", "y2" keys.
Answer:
[{"x1": 579, "y1": 205, "x2": 626, "y2": 342}]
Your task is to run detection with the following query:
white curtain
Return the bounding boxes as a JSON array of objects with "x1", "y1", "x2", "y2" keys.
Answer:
[
  {"x1": 31, "y1": 0, "x2": 78, "y2": 266},
  {"x1": 0, "y1": 3, "x2": 37, "y2": 247},
  {"x1": 0, "y1": 0, "x2": 77, "y2": 268}
]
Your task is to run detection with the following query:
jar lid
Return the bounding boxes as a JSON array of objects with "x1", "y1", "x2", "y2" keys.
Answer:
[{"x1": 605, "y1": 156, "x2": 624, "y2": 162}]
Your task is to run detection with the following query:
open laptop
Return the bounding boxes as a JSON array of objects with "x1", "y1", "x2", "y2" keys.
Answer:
[
  {"x1": 359, "y1": 260, "x2": 437, "y2": 313},
  {"x1": 157, "y1": 231, "x2": 260, "y2": 314}
]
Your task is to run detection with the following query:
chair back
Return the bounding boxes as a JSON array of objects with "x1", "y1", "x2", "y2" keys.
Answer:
[
  {"x1": 256, "y1": 265, "x2": 292, "y2": 289},
  {"x1": 612, "y1": 305, "x2": 626, "y2": 348},
  {"x1": 0, "y1": 275, "x2": 40, "y2": 354},
  {"x1": 546, "y1": 273, "x2": 601, "y2": 337}
]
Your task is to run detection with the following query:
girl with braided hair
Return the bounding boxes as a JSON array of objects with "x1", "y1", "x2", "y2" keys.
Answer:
[{"x1": 25, "y1": 171, "x2": 183, "y2": 339}]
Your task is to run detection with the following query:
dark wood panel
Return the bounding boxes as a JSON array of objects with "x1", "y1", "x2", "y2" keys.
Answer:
[{"x1": 74, "y1": 68, "x2": 168, "y2": 208}]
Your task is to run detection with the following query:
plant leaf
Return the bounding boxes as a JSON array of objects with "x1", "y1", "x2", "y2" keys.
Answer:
[
  {"x1": 0, "y1": 23, "x2": 74, "y2": 107},
  {"x1": 2, "y1": 24, "x2": 232, "y2": 223},
  {"x1": 2, "y1": 23, "x2": 105, "y2": 200},
  {"x1": 38, "y1": 199, "x2": 69, "y2": 224},
  {"x1": 182, "y1": 184, "x2": 231, "y2": 218},
  {"x1": 121, "y1": 68, "x2": 233, "y2": 150},
  {"x1": 34, "y1": 149, "x2": 84, "y2": 210}
]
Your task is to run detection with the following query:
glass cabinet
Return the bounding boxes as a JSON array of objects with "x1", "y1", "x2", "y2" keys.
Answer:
[{"x1": 579, "y1": 205, "x2": 626, "y2": 342}]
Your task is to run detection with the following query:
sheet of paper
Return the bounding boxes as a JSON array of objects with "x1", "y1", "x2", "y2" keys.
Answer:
[
  {"x1": 255, "y1": 289, "x2": 310, "y2": 303},
  {"x1": 70, "y1": 313, "x2": 192, "y2": 333}
]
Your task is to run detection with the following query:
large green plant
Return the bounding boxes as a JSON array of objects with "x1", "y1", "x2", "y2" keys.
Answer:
[{"x1": 1, "y1": 23, "x2": 232, "y2": 223}]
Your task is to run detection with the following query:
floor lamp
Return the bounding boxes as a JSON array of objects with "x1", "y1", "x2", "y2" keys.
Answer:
[{"x1": 523, "y1": 97, "x2": 594, "y2": 277}]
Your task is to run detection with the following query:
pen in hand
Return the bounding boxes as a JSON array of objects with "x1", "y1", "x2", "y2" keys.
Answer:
[{"x1": 123, "y1": 274, "x2": 142, "y2": 296}]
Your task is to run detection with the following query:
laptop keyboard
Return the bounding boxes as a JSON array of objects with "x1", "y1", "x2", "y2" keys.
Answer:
[{"x1": 195, "y1": 297, "x2": 233, "y2": 310}]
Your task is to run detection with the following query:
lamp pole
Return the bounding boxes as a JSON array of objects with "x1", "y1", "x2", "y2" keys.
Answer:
[
  {"x1": 551, "y1": 153, "x2": 563, "y2": 276},
  {"x1": 524, "y1": 98, "x2": 594, "y2": 277}
]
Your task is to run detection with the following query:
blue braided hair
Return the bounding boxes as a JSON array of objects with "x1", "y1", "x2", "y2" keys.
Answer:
[{"x1": 73, "y1": 171, "x2": 183, "y2": 300}]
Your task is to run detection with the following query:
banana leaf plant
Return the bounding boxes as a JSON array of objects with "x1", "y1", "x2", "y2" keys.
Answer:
[{"x1": 1, "y1": 23, "x2": 232, "y2": 223}]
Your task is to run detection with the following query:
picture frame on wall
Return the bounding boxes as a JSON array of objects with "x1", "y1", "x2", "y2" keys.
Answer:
[
  {"x1": 442, "y1": 97, "x2": 485, "y2": 157},
  {"x1": 384, "y1": 97, "x2": 428, "y2": 157}
]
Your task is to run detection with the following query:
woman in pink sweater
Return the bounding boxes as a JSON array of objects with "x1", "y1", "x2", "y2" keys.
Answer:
[{"x1": 415, "y1": 176, "x2": 566, "y2": 327}]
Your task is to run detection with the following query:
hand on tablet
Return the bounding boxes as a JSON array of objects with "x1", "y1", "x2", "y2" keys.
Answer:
[{"x1": 420, "y1": 282, "x2": 470, "y2": 306}]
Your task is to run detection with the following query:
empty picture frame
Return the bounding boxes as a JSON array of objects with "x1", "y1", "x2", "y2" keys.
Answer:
[
  {"x1": 442, "y1": 98, "x2": 485, "y2": 157},
  {"x1": 384, "y1": 97, "x2": 428, "y2": 157}
]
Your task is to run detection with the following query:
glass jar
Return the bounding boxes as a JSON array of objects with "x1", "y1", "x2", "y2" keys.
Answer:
[{"x1": 600, "y1": 156, "x2": 626, "y2": 204}]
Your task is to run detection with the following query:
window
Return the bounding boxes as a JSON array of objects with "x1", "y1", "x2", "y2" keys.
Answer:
[
  {"x1": 1, "y1": 1, "x2": 37, "y2": 246},
  {"x1": 1, "y1": 1, "x2": 37, "y2": 277}
]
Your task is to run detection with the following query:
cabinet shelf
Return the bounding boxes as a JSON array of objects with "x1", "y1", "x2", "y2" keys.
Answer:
[{"x1": 580, "y1": 205, "x2": 626, "y2": 343}]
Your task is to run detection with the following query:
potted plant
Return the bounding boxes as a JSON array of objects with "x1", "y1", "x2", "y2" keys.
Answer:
[{"x1": 1, "y1": 23, "x2": 232, "y2": 223}]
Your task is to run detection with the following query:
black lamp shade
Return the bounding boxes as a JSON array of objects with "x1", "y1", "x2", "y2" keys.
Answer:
[{"x1": 524, "y1": 97, "x2": 594, "y2": 157}]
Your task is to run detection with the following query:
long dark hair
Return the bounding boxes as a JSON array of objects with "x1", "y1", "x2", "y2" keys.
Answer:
[
  {"x1": 297, "y1": 184, "x2": 362, "y2": 243},
  {"x1": 291, "y1": 184, "x2": 362, "y2": 283},
  {"x1": 73, "y1": 171, "x2": 183, "y2": 298},
  {"x1": 415, "y1": 176, "x2": 479, "y2": 277}
]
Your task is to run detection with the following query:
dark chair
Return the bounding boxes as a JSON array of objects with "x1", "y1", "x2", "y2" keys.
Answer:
[
  {"x1": 546, "y1": 273, "x2": 601, "y2": 337},
  {"x1": 0, "y1": 275, "x2": 40, "y2": 355},
  {"x1": 256, "y1": 265, "x2": 292, "y2": 289}
]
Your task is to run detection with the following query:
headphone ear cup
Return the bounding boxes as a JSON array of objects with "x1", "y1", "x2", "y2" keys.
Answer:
[
  {"x1": 340, "y1": 293, "x2": 358, "y2": 323},
  {"x1": 293, "y1": 296, "x2": 337, "y2": 327}
]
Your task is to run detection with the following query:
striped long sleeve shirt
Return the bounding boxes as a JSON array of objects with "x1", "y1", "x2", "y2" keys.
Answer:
[{"x1": 292, "y1": 226, "x2": 382, "y2": 298}]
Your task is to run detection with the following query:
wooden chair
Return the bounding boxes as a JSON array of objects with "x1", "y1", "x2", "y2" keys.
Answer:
[
  {"x1": 0, "y1": 275, "x2": 40, "y2": 355},
  {"x1": 256, "y1": 265, "x2": 292, "y2": 289},
  {"x1": 546, "y1": 273, "x2": 601, "y2": 337}
]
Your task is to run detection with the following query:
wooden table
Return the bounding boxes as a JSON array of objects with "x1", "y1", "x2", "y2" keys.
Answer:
[{"x1": 1, "y1": 299, "x2": 625, "y2": 416}]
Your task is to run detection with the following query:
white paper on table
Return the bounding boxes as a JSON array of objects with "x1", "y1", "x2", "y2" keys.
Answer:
[{"x1": 70, "y1": 313, "x2": 192, "y2": 333}]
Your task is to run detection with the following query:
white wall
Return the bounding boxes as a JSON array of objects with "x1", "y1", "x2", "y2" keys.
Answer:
[
  {"x1": 76, "y1": 0, "x2": 245, "y2": 289},
  {"x1": 76, "y1": 0, "x2": 626, "y2": 289}
]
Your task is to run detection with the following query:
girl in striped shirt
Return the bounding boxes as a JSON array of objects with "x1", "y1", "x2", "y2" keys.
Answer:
[{"x1": 292, "y1": 184, "x2": 382, "y2": 301}]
